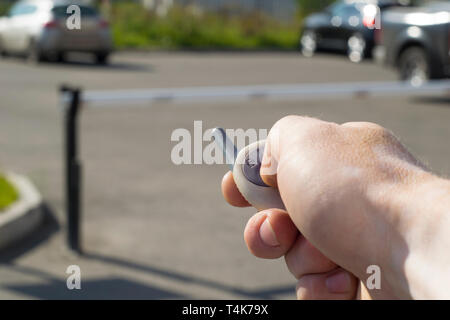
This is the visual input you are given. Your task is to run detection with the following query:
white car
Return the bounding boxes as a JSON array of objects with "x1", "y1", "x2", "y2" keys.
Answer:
[{"x1": 0, "y1": 0, "x2": 113, "y2": 63}]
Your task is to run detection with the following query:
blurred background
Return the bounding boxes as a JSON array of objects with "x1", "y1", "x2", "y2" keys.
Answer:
[{"x1": 0, "y1": 0, "x2": 448, "y2": 299}]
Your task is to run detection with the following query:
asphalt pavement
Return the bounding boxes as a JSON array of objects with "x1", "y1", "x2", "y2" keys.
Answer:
[{"x1": 0, "y1": 52, "x2": 448, "y2": 299}]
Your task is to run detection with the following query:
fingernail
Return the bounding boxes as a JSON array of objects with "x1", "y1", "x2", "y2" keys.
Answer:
[
  {"x1": 325, "y1": 270, "x2": 352, "y2": 293},
  {"x1": 259, "y1": 217, "x2": 280, "y2": 247}
]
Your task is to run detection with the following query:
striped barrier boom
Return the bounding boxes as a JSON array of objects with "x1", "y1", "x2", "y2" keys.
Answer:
[{"x1": 61, "y1": 80, "x2": 450, "y2": 107}]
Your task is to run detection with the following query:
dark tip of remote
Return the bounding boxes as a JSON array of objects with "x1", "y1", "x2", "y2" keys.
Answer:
[{"x1": 242, "y1": 145, "x2": 269, "y2": 187}]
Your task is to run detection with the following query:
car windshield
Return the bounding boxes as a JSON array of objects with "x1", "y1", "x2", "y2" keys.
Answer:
[
  {"x1": 325, "y1": 2, "x2": 344, "y2": 13},
  {"x1": 8, "y1": 3, "x2": 38, "y2": 16},
  {"x1": 52, "y1": 5, "x2": 98, "y2": 18}
]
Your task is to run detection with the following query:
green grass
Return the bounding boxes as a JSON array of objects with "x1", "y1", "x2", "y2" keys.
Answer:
[
  {"x1": 0, "y1": 2, "x2": 12, "y2": 17},
  {"x1": 110, "y1": 3, "x2": 301, "y2": 50},
  {"x1": 0, "y1": 174, "x2": 18, "y2": 211}
]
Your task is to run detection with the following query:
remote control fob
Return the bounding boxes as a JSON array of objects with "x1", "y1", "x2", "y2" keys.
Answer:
[
  {"x1": 233, "y1": 140, "x2": 285, "y2": 211},
  {"x1": 212, "y1": 128, "x2": 285, "y2": 211}
]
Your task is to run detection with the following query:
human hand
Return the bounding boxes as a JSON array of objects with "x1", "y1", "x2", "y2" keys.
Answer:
[{"x1": 222, "y1": 116, "x2": 450, "y2": 299}]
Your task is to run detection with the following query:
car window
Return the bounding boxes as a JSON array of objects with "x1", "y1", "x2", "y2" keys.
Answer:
[
  {"x1": 342, "y1": 5, "x2": 362, "y2": 17},
  {"x1": 327, "y1": 2, "x2": 347, "y2": 15},
  {"x1": 8, "y1": 3, "x2": 37, "y2": 16},
  {"x1": 51, "y1": 5, "x2": 99, "y2": 18},
  {"x1": 21, "y1": 4, "x2": 37, "y2": 15},
  {"x1": 330, "y1": 3, "x2": 361, "y2": 17},
  {"x1": 8, "y1": 3, "x2": 24, "y2": 16}
]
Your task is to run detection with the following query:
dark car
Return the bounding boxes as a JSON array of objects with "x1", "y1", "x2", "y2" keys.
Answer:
[
  {"x1": 374, "y1": 0, "x2": 450, "y2": 84},
  {"x1": 300, "y1": 0, "x2": 410, "y2": 62}
]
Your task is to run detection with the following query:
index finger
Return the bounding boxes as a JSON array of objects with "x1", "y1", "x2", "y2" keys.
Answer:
[{"x1": 221, "y1": 171, "x2": 251, "y2": 207}]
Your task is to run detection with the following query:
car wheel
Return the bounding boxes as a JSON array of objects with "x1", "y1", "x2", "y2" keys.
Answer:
[
  {"x1": 300, "y1": 30, "x2": 317, "y2": 58},
  {"x1": 398, "y1": 46, "x2": 430, "y2": 86},
  {"x1": 95, "y1": 53, "x2": 109, "y2": 65},
  {"x1": 56, "y1": 52, "x2": 66, "y2": 63},
  {"x1": 347, "y1": 33, "x2": 366, "y2": 63},
  {"x1": 26, "y1": 40, "x2": 45, "y2": 64}
]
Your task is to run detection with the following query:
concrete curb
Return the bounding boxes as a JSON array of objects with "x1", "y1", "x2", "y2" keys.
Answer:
[{"x1": 0, "y1": 172, "x2": 43, "y2": 251}]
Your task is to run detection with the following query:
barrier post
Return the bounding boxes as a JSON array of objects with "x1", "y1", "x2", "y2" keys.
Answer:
[{"x1": 60, "y1": 85, "x2": 82, "y2": 254}]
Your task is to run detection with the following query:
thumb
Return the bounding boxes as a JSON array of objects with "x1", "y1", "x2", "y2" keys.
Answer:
[
  {"x1": 260, "y1": 125, "x2": 281, "y2": 188},
  {"x1": 260, "y1": 115, "x2": 321, "y2": 188}
]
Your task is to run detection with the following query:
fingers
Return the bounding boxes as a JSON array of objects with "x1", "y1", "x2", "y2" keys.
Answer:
[
  {"x1": 283, "y1": 232, "x2": 358, "y2": 300},
  {"x1": 221, "y1": 171, "x2": 251, "y2": 207},
  {"x1": 243, "y1": 208, "x2": 359, "y2": 299},
  {"x1": 244, "y1": 209, "x2": 299, "y2": 259},
  {"x1": 285, "y1": 236, "x2": 337, "y2": 278},
  {"x1": 296, "y1": 268, "x2": 359, "y2": 300},
  {"x1": 222, "y1": 171, "x2": 299, "y2": 259}
]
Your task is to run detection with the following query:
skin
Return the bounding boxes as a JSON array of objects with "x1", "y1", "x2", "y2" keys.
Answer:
[{"x1": 221, "y1": 116, "x2": 450, "y2": 300}]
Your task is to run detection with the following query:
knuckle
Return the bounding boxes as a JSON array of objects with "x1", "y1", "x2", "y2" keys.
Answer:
[
  {"x1": 304, "y1": 121, "x2": 337, "y2": 139},
  {"x1": 343, "y1": 121, "x2": 395, "y2": 145},
  {"x1": 271, "y1": 115, "x2": 321, "y2": 135},
  {"x1": 284, "y1": 238, "x2": 336, "y2": 280},
  {"x1": 344, "y1": 121, "x2": 390, "y2": 137},
  {"x1": 292, "y1": 122, "x2": 339, "y2": 151},
  {"x1": 365, "y1": 125, "x2": 395, "y2": 145},
  {"x1": 274, "y1": 115, "x2": 304, "y2": 127},
  {"x1": 296, "y1": 282, "x2": 309, "y2": 300},
  {"x1": 365, "y1": 123, "x2": 388, "y2": 135},
  {"x1": 295, "y1": 277, "x2": 319, "y2": 300}
]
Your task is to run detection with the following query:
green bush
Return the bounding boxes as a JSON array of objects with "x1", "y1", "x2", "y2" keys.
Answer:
[
  {"x1": 110, "y1": 3, "x2": 301, "y2": 50},
  {"x1": 1, "y1": 1, "x2": 325, "y2": 50},
  {"x1": 296, "y1": 0, "x2": 336, "y2": 18},
  {"x1": 0, "y1": 2, "x2": 12, "y2": 16},
  {"x1": 0, "y1": 174, "x2": 18, "y2": 212}
]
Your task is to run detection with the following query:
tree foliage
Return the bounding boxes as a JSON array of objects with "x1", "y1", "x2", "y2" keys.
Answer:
[{"x1": 296, "y1": 0, "x2": 336, "y2": 17}]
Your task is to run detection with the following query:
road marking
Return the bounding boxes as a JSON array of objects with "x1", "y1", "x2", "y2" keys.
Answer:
[{"x1": 61, "y1": 80, "x2": 450, "y2": 107}]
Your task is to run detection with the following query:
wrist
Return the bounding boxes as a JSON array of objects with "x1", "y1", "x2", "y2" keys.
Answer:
[
  {"x1": 400, "y1": 175, "x2": 450, "y2": 299},
  {"x1": 372, "y1": 170, "x2": 450, "y2": 299}
]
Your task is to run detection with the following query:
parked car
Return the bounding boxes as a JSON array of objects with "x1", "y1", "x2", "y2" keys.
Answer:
[
  {"x1": 374, "y1": 0, "x2": 450, "y2": 84},
  {"x1": 300, "y1": 0, "x2": 411, "y2": 62},
  {"x1": 0, "y1": 0, "x2": 113, "y2": 64}
]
